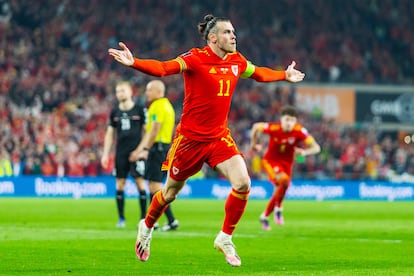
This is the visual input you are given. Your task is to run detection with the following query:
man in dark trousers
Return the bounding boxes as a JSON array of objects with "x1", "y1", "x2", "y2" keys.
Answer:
[
  {"x1": 130, "y1": 80, "x2": 179, "y2": 231},
  {"x1": 101, "y1": 80, "x2": 147, "y2": 228}
]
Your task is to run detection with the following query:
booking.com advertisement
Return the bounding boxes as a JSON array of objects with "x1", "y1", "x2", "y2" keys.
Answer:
[{"x1": 0, "y1": 176, "x2": 413, "y2": 201}]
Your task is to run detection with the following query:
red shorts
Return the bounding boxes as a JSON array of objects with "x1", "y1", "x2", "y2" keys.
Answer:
[
  {"x1": 262, "y1": 159, "x2": 292, "y2": 183},
  {"x1": 162, "y1": 130, "x2": 242, "y2": 181}
]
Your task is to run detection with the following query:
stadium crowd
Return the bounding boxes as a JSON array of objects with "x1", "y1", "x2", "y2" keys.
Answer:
[{"x1": 1, "y1": 0, "x2": 413, "y2": 181}]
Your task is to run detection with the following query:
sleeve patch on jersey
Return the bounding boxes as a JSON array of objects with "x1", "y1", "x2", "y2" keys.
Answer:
[{"x1": 304, "y1": 135, "x2": 315, "y2": 145}]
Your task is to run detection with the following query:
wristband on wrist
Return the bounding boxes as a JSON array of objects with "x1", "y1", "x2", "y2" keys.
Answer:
[{"x1": 143, "y1": 147, "x2": 150, "y2": 151}]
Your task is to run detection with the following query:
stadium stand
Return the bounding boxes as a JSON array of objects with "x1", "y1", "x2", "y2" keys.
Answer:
[{"x1": 1, "y1": 0, "x2": 413, "y2": 180}]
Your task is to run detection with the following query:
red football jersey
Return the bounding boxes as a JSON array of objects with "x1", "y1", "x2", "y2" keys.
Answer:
[
  {"x1": 175, "y1": 46, "x2": 249, "y2": 141},
  {"x1": 262, "y1": 122, "x2": 313, "y2": 167}
]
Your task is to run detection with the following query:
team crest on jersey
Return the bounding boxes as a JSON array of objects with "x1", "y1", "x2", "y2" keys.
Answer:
[
  {"x1": 288, "y1": 137, "x2": 296, "y2": 144},
  {"x1": 172, "y1": 166, "x2": 180, "y2": 175},
  {"x1": 231, "y1": 65, "x2": 238, "y2": 76}
]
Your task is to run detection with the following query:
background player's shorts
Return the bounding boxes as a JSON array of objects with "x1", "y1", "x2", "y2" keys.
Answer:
[
  {"x1": 145, "y1": 142, "x2": 169, "y2": 182},
  {"x1": 115, "y1": 151, "x2": 145, "y2": 179},
  {"x1": 162, "y1": 132, "x2": 242, "y2": 181},
  {"x1": 262, "y1": 159, "x2": 292, "y2": 184}
]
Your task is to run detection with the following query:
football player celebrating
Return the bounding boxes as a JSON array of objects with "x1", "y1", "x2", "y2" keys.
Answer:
[
  {"x1": 109, "y1": 14, "x2": 305, "y2": 266},
  {"x1": 251, "y1": 106, "x2": 321, "y2": 230}
]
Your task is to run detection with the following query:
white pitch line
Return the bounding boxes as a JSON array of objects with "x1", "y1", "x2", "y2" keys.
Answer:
[
  {"x1": 355, "y1": 238, "x2": 402, "y2": 244},
  {"x1": 0, "y1": 225, "x2": 259, "y2": 241},
  {"x1": 296, "y1": 236, "x2": 403, "y2": 244},
  {"x1": 0, "y1": 226, "x2": 404, "y2": 243}
]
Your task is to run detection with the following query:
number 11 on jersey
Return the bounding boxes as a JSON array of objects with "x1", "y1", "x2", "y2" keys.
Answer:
[{"x1": 217, "y1": 79, "x2": 230, "y2": 96}]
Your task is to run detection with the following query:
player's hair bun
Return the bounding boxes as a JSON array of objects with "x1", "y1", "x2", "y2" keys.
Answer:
[{"x1": 204, "y1": 14, "x2": 214, "y2": 23}]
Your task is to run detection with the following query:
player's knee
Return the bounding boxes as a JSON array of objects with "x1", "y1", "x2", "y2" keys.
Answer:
[
  {"x1": 232, "y1": 175, "x2": 251, "y2": 192},
  {"x1": 163, "y1": 191, "x2": 178, "y2": 203},
  {"x1": 280, "y1": 174, "x2": 290, "y2": 188},
  {"x1": 162, "y1": 179, "x2": 186, "y2": 203},
  {"x1": 162, "y1": 185, "x2": 182, "y2": 203},
  {"x1": 116, "y1": 179, "x2": 126, "y2": 190}
]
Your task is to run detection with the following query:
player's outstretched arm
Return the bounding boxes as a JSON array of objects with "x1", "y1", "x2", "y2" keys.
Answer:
[
  {"x1": 108, "y1": 42, "x2": 181, "y2": 77},
  {"x1": 285, "y1": 61, "x2": 305, "y2": 83},
  {"x1": 108, "y1": 42, "x2": 134, "y2": 66},
  {"x1": 248, "y1": 61, "x2": 305, "y2": 83},
  {"x1": 294, "y1": 138, "x2": 321, "y2": 156}
]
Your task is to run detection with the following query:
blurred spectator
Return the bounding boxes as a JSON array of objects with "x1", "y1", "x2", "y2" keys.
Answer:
[
  {"x1": 22, "y1": 156, "x2": 41, "y2": 175},
  {"x1": 0, "y1": 147, "x2": 13, "y2": 176},
  {"x1": 0, "y1": 0, "x2": 413, "y2": 181},
  {"x1": 0, "y1": 0, "x2": 11, "y2": 24},
  {"x1": 11, "y1": 148, "x2": 21, "y2": 176},
  {"x1": 40, "y1": 155, "x2": 56, "y2": 176},
  {"x1": 365, "y1": 144, "x2": 384, "y2": 180},
  {"x1": 66, "y1": 154, "x2": 85, "y2": 177},
  {"x1": 84, "y1": 152, "x2": 100, "y2": 176},
  {"x1": 391, "y1": 147, "x2": 408, "y2": 175}
]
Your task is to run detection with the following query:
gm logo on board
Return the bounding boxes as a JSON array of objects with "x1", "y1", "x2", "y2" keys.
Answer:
[{"x1": 371, "y1": 93, "x2": 414, "y2": 123}]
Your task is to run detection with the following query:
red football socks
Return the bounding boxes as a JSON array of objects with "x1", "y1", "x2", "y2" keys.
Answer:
[
  {"x1": 222, "y1": 188, "x2": 250, "y2": 235},
  {"x1": 264, "y1": 193, "x2": 278, "y2": 217},
  {"x1": 264, "y1": 176, "x2": 290, "y2": 215},
  {"x1": 274, "y1": 177, "x2": 290, "y2": 208},
  {"x1": 145, "y1": 190, "x2": 169, "y2": 228}
]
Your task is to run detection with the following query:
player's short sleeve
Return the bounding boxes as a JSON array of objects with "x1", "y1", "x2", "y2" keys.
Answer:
[
  {"x1": 149, "y1": 100, "x2": 162, "y2": 123},
  {"x1": 109, "y1": 108, "x2": 117, "y2": 128},
  {"x1": 261, "y1": 122, "x2": 271, "y2": 134},
  {"x1": 304, "y1": 135, "x2": 316, "y2": 145},
  {"x1": 300, "y1": 127, "x2": 316, "y2": 145},
  {"x1": 136, "y1": 104, "x2": 147, "y2": 127},
  {"x1": 299, "y1": 126, "x2": 310, "y2": 138},
  {"x1": 148, "y1": 105, "x2": 156, "y2": 123},
  {"x1": 296, "y1": 125, "x2": 313, "y2": 143}
]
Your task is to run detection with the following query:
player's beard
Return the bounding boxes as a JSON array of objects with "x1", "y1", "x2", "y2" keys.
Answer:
[{"x1": 218, "y1": 40, "x2": 236, "y2": 53}]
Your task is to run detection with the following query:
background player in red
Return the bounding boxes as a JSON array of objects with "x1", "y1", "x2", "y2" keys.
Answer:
[
  {"x1": 108, "y1": 14, "x2": 305, "y2": 266},
  {"x1": 250, "y1": 106, "x2": 321, "y2": 230}
]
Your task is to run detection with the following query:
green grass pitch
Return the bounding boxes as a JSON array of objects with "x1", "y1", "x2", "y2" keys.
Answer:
[{"x1": 1, "y1": 198, "x2": 413, "y2": 275}]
